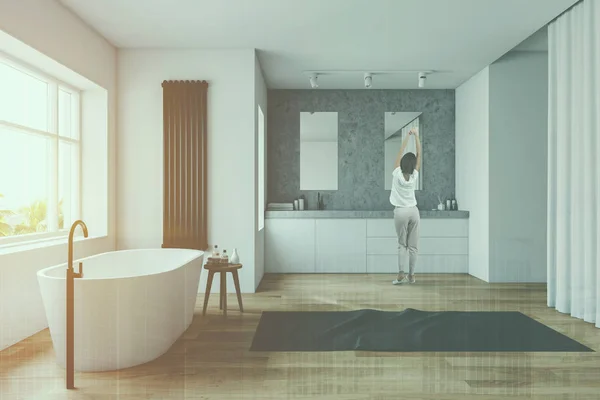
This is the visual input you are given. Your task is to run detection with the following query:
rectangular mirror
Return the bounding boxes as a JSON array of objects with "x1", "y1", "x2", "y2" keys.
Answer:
[
  {"x1": 300, "y1": 112, "x2": 338, "y2": 190},
  {"x1": 384, "y1": 112, "x2": 422, "y2": 190}
]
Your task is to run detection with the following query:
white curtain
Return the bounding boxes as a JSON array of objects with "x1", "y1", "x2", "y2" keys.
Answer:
[{"x1": 547, "y1": 0, "x2": 600, "y2": 327}]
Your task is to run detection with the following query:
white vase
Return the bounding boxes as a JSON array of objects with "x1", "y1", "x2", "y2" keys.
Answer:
[{"x1": 230, "y1": 248, "x2": 240, "y2": 264}]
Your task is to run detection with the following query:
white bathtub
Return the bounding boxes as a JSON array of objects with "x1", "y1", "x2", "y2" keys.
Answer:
[{"x1": 37, "y1": 248, "x2": 204, "y2": 372}]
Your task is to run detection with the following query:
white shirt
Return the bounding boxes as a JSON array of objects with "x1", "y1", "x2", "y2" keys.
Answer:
[{"x1": 389, "y1": 167, "x2": 418, "y2": 208}]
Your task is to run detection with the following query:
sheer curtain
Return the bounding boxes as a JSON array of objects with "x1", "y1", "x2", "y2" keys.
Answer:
[{"x1": 547, "y1": 0, "x2": 600, "y2": 327}]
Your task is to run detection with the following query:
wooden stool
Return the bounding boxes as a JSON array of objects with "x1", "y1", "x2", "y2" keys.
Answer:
[{"x1": 202, "y1": 263, "x2": 243, "y2": 316}]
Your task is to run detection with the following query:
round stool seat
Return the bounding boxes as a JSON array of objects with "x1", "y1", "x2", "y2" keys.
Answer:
[{"x1": 204, "y1": 263, "x2": 242, "y2": 272}]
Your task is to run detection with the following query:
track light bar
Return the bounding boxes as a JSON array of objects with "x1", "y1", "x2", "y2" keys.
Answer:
[
  {"x1": 303, "y1": 70, "x2": 435, "y2": 89},
  {"x1": 303, "y1": 70, "x2": 434, "y2": 75}
]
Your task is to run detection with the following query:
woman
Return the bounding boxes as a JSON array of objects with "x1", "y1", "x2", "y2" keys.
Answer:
[{"x1": 389, "y1": 127, "x2": 421, "y2": 285}]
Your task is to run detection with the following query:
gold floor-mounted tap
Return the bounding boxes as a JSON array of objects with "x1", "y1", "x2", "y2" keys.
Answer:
[{"x1": 66, "y1": 220, "x2": 88, "y2": 390}]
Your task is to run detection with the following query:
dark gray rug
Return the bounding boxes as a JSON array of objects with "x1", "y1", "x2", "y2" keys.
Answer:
[{"x1": 250, "y1": 308, "x2": 593, "y2": 352}]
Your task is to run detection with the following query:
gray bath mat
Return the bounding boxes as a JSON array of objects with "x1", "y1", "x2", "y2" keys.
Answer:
[{"x1": 250, "y1": 308, "x2": 593, "y2": 352}]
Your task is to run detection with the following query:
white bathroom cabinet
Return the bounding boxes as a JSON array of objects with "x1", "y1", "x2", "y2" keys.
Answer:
[
  {"x1": 264, "y1": 219, "x2": 316, "y2": 273},
  {"x1": 265, "y1": 215, "x2": 469, "y2": 274},
  {"x1": 315, "y1": 219, "x2": 367, "y2": 273}
]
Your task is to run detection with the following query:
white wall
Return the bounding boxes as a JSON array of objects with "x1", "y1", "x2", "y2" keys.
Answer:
[
  {"x1": 117, "y1": 49, "x2": 258, "y2": 293},
  {"x1": 254, "y1": 53, "x2": 267, "y2": 290},
  {"x1": 456, "y1": 52, "x2": 549, "y2": 284},
  {"x1": 489, "y1": 52, "x2": 548, "y2": 282},
  {"x1": 0, "y1": 0, "x2": 117, "y2": 350},
  {"x1": 455, "y1": 67, "x2": 490, "y2": 282}
]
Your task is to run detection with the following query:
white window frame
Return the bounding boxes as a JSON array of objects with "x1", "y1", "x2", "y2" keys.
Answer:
[
  {"x1": 257, "y1": 105, "x2": 265, "y2": 231},
  {"x1": 0, "y1": 53, "x2": 82, "y2": 248}
]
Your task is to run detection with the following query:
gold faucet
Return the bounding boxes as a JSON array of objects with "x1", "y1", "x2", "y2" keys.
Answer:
[
  {"x1": 68, "y1": 220, "x2": 88, "y2": 278},
  {"x1": 66, "y1": 220, "x2": 88, "y2": 390}
]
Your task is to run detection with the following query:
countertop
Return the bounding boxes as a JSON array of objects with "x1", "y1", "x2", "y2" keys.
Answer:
[{"x1": 265, "y1": 210, "x2": 469, "y2": 219}]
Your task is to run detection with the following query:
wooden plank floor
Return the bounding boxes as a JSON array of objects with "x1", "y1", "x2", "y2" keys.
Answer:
[{"x1": 1, "y1": 274, "x2": 599, "y2": 400}]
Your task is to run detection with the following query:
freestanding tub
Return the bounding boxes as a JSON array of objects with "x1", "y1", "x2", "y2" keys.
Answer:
[{"x1": 37, "y1": 248, "x2": 204, "y2": 372}]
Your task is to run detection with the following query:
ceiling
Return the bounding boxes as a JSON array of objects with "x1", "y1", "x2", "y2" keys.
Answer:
[
  {"x1": 60, "y1": 0, "x2": 575, "y2": 89},
  {"x1": 512, "y1": 26, "x2": 549, "y2": 52}
]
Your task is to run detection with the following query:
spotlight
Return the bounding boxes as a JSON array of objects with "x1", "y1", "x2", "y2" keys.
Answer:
[
  {"x1": 364, "y1": 73, "x2": 373, "y2": 88},
  {"x1": 309, "y1": 74, "x2": 319, "y2": 89},
  {"x1": 418, "y1": 72, "x2": 426, "y2": 88}
]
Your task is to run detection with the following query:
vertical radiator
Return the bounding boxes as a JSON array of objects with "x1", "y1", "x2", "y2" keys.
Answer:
[{"x1": 161, "y1": 80, "x2": 208, "y2": 250}]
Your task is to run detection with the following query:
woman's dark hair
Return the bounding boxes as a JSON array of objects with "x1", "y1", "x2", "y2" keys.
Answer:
[{"x1": 400, "y1": 152, "x2": 417, "y2": 174}]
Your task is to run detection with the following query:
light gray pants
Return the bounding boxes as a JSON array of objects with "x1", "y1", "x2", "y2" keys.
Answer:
[{"x1": 393, "y1": 206, "x2": 420, "y2": 275}]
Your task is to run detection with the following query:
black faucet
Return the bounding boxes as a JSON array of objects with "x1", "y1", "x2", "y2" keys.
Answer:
[{"x1": 317, "y1": 192, "x2": 325, "y2": 210}]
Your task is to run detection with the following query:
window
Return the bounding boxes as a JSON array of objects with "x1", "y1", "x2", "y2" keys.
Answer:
[
  {"x1": 0, "y1": 55, "x2": 80, "y2": 244},
  {"x1": 258, "y1": 105, "x2": 265, "y2": 230}
]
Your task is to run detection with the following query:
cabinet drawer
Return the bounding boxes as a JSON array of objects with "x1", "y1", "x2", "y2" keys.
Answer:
[
  {"x1": 367, "y1": 218, "x2": 468, "y2": 238},
  {"x1": 367, "y1": 237, "x2": 468, "y2": 255}
]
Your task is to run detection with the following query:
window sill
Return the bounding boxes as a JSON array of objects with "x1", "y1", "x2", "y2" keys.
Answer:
[{"x1": 0, "y1": 235, "x2": 107, "y2": 256}]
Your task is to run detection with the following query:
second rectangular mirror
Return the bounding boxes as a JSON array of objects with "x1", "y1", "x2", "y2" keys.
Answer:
[
  {"x1": 300, "y1": 112, "x2": 338, "y2": 190},
  {"x1": 384, "y1": 112, "x2": 422, "y2": 190}
]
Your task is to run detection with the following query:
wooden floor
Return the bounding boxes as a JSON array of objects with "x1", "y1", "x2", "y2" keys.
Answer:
[{"x1": 1, "y1": 274, "x2": 599, "y2": 400}]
